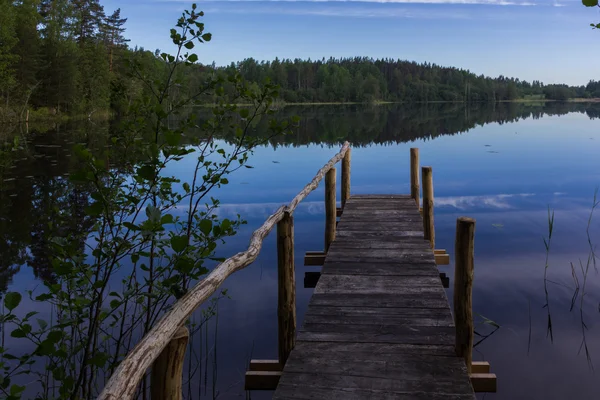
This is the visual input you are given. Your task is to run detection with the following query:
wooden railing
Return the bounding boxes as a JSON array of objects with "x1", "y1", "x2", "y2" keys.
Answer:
[{"x1": 98, "y1": 142, "x2": 352, "y2": 400}]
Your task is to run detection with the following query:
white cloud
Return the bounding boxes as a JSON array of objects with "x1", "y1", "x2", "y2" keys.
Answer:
[
  {"x1": 201, "y1": 5, "x2": 470, "y2": 18},
  {"x1": 436, "y1": 193, "x2": 536, "y2": 210}
]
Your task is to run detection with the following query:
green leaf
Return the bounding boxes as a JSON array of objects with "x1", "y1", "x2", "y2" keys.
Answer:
[
  {"x1": 171, "y1": 235, "x2": 188, "y2": 253},
  {"x1": 161, "y1": 214, "x2": 174, "y2": 225},
  {"x1": 4, "y1": 292, "x2": 21, "y2": 311},
  {"x1": 175, "y1": 257, "x2": 194, "y2": 274},
  {"x1": 165, "y1": 130, "x2": 182, "y2": 146},
  {"x1": 183, "y1": 182, "x2": 190, "y2": 193},
  {"x1": 123, "y1": 222, "x2": 140, "y2": 231},
  {"x1": 200, "y1": 219, "x2": 213, "y2": 236},
  {"x1": 137, "y1": 165, "x2": 155, "y2": 181},
  {"x1": 10, "y1": 384, "x2": 25, "y2": 396},
  {"x1": 85, "y1": 201, "x2": 104, "y2": 217},
  {"x1": 582, "y1": 0, "x2": 598, "y2": 6},
  {"x1": 11, "y1": 329, "x2": 26, "y2": 338},
  {"x1": 35, "y1": 293, "x2": 52, "y2": 301},
  {"x1": 184, "y1": 41, "x2": 194, "y2": 49},
  {"x1": 47, "y1": 331, "x2": 63, "y2": 343},
  {"x1": 131, "y1": 253, "x2": 140, "y2": 264},
  {"x1": 188, "y1": 54, "x2": 198, "y2": 63},
  {"x1": 201, "y1": 33, "x2": 212, "y2": 41},
  {"x1": 37, "y1": 319, "x2": 48, "y2": 330},
  {"x1": 110, "y1": 300, "x2": 121, "y2": 309},
  {"x1": 239, "y1": 109, "x2": 249, "y2": 118}
]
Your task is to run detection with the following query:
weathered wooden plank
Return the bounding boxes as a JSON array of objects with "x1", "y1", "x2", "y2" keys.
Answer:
[
  {"x1": 248, "y1": 360, "x2": 281, "y2": 371},
  {"x1": 471, "y1": 373, "x2": 497, "y2": 392},
  {"x1": 278, "y1": 371, "x2": 472, "y2": 396},
  {"x1": 314, "y1": 274, "x2": 444, "y2": 294},
  {"x1": 326, "y1": 248, "x2": 433, "y2": 259},
  {"x1": 328, "y1": 240, "x2": 432, "y2": 250},
  {"x1": 336, "y1": 230, "x2": 425, "y2": 238},
  {"x1": 295, "y1": 331, "x2": 455, "y2": 347},
  {"x1": 322, "y1": 262, "x2": 440, "y2": 277},
  {"x1": 244, "y1": 371, "x2": 281, "y2": 390},
  {"x1": 274, "y1": 384, "x2": 475, "y2": 400},
  {"x1": 309, "y1": 293, "x2": 450, "y2": 309},
  {"x1": 352, "y1": 194, "x2": 412, "y2": 199},
  {"x1": 341, "y1": 204, "x2": 419, "y2": 212},
  {"x1": 283, "y1": 352, "x2": 469, "y2": 381},
  {"x1": 336, "y1": 222, "x2": 424, "y2": 232},
  {"x1": 291, "y1": 341, "x2": 456, "y2": 357},
  {"x1": 320, "y1": 253, "x2": 435, "y2": 265},
  {"x1": 305, "y1": 306, "x2": 454, "y2": 320},
  {"x1": 303, "y1": 313, "x2": 454, "y2": 328}
]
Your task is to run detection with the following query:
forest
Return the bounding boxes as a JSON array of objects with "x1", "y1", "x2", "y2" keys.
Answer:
[{"x1": 1, "y1": 0, "x2": 599, "y2": 120}]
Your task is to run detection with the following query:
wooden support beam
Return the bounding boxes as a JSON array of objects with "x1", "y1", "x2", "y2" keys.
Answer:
[
  {"x1": 150, "y1": 326, "x2": 189, "y2": 400},
  {"x1": 249, "y1": 360, "x2": 281, "y2": 372},
  {"x1": 342, "y1": 148, "x2": 351, "y2": 208},
  {"x1": 304, "y1": 251, "x2": 325, "y2": 266},
  {"x1": 304, "y1": 271, "x2": 321, "y2": 288},
  {"x1": 435, "y1": 253, "x2": 450, "y2": 265},
  {"x1": 472, "y1": 361, "x2": 490, "y2": 374},
  {"x1": 244, "y1": 371, "x2": 282, "y2": 390},
  {"x1": 434, "y1": 249, "x2": 446, "y2": 254},
  {"x1": 325, "y1": 168, "x2": 336, "y2": 252},
  {"x1": 471, "y1": 373, "x2": 497, "y2": 392},
  {"x1": 422, "y1": 166, "x2": 434, "y2": 249},
  {"x1": 410, "y1": 148, "x2": 420, "y2": 206},
  {"x1": 277, "y1": 211, "x2": 296, "y2": 366},
  {"x1": 336, "y1": 207, "x2": 342, "y2": 217},
  {"x1": 454, "y1": 217, "x2": 476, "y2": 374},
  {"x1": 439, "y1": 272, "x2": 449, "y2": 288}
]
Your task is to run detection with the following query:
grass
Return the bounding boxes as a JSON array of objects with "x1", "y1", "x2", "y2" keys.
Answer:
[{"x1": 536, "y1": 189, "x2": 599, "y2": 368}]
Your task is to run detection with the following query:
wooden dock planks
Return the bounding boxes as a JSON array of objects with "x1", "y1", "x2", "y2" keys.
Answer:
[{"x1": 273, "y1": 194, "x2": 475, "y2": 399}]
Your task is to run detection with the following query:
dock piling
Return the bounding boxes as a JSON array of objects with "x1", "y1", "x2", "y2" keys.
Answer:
[
  {"x1": 277, "y1": 210, "x2": 296, "y2": 366},
  {"x1": 422, "y1": 166, "x2": 435, "y2": 249},
  {"x1": 325, "y1": 168, "x2": 337, "y2": 253},
  {"x1": 454, "y1": 216, "x2": 475, "y2": 373},
  {"x1": 150, "y1": 326, "x2": 189, "y2": 400},
  {"x1": 410, "y1": 148, "x2": 420, "y2": 206},
  {"x1": 342, "y1": 148, "x2": 351, "y2": 208}
]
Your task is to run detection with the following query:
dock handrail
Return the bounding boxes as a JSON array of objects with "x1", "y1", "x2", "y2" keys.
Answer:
[{"x1": 98, "y1": 141, "x2": 351, "y2": 400}]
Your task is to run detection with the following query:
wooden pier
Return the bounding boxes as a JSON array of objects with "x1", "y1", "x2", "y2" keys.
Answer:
[
  {"x1": 274, "y1": 194, "x2": 475, "y2": 399},
  {"x1": 99, "y1": 143, "x2": 496, "y2": 400}
]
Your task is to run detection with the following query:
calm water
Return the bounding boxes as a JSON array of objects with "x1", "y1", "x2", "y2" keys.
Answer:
[{"x1": 1, "y1": 102, "x2": 600, "y2": 399}]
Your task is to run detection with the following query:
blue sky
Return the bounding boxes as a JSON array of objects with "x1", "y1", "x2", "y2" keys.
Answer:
[{"x1": 102, "y1": 0, "x2": 599, "y2": 85}]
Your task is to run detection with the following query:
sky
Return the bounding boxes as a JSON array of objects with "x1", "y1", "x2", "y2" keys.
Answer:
[{"x1": 101, "y1": 0, "x2": 600, "y2": 86}]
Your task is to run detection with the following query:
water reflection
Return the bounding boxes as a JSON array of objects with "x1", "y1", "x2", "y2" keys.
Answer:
[{"x1": 1, "y1": 102, "x2": 600, "y2": 399}]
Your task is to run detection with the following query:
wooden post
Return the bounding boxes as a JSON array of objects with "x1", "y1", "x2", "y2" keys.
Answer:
[
  {"x1": 410, "y1": 148, "x2": 419, "y2": 206},
  {"x1": 277, "y1": 210, "x2": 296, "y2": 366},
  {"x1": 342, "y1": 148, "x2": 351, "y2": 208},
  {"x1": 422, "y1": 166, "x2": 434, "y2": 249},
  {"x1": 151, "y1": 326, "x2": 189, "y2": 400},
  {"x1": 325, "y1": 168, "x2": 336, "y2": 252},
  {"x1": 454, "y1": 217, "x2": 476, "y2": 374}
]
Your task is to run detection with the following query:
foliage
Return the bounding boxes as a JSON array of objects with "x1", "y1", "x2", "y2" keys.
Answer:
[
  {"x1": 218, "y1": 57, "x2": 595, "y2": 103},
  {"x1": 582, "y1": 0, "x2": 600, "y2": 29},
  {"x1": 0, "y1": 5, "x2": 292, "y2": 399}
]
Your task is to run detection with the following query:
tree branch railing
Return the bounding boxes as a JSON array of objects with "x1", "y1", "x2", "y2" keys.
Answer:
[{"x1": 98, "y1": 141, "x2": 351, "y2": 400}]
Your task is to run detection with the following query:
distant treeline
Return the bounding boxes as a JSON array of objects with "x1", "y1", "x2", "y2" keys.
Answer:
[
  {"x1": 1, "y1": 0, "x2": 599, "y2": 120},
  {"x1": 222, "y1": 58, "x2": 599, "y2": 103}
]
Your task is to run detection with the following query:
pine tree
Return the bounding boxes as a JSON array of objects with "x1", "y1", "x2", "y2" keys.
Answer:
[
  {"x1": 0, "y1": 0, "x2": 18, "y2": 107},
  {"x1": 101, "y1": 8, "x2": 128, "y2": 72}
]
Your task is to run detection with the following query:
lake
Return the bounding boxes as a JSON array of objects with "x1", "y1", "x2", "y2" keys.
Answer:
[{"x1": 1, "y1": 102, "x2": 600, "y2": 399}]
